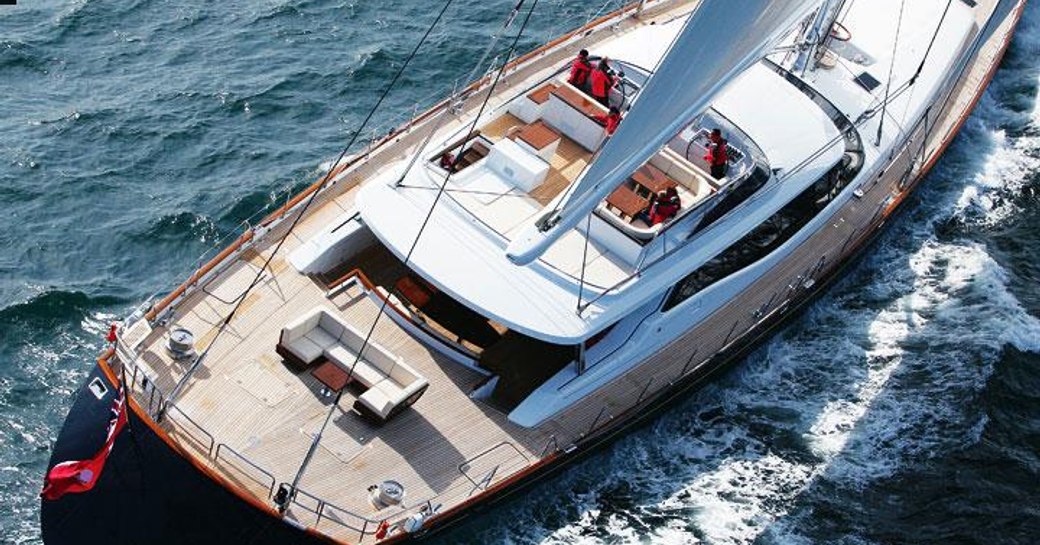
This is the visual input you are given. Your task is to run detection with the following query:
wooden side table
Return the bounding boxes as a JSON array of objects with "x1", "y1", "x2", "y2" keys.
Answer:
[{"x1": 311, "y1": 360, "x2": 353, "y2": 396}]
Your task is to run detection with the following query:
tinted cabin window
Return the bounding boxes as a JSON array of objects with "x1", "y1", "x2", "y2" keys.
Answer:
[
  {"x1": 663, "y1": 161, "x2": 854, "y2": 312},
  {"x1": 665, "y1": 60, "x2": 864, "y2": 313},
  {"x1": 692, "y1": 166, "x2": 771, "y2": 235}
]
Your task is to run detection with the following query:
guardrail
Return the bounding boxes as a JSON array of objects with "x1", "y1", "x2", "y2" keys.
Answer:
[
  {"x1": 215, "y1": 443, "x2": 277, "y2": 500},
  {"x1": 116, "y1": 351, "x2": 281, "y2": 500},
  {"x1": 288, "y1": 487, "x2": 378, "y2": 539}
]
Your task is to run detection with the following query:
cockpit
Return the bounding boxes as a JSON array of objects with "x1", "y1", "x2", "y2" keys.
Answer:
[
  {"x1": 406, "y1": 52, "x2": 780, "y2": 288},
  {"x1": 594, "y1": 108, "x2": 770, "y2": 243}
]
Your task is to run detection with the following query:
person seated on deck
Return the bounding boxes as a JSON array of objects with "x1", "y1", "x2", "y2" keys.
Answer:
[
  {"x1": 704, "y1": 128, "x2": 729, "y2": 180},
  {"x1": 594, "y1": 106, "x2": 623, "y2": 137},
  {"x1": 589, "y1": 58, "x2": 619, "y2": 107},
  {"x1": 636, "y1": 187, "x2": 681, "y2": 226},
  {"x1": 568, "y1": 49, "x2": 593, "y2": 89},
  {"x1": 439, "y1": 152, "x2": 456, "y2": 172}
]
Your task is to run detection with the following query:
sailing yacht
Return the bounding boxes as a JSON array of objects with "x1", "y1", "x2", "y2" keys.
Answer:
[{"x1": 41, "y1": 0, "x2": 1026, "y2": 543}]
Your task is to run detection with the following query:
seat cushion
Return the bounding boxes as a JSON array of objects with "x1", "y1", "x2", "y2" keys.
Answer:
[
  {"x1": 338, "y1": 323, "x2": 365, "y2": 350},
  {"x1": 318, "y1": 313, "x2": 346, "y2": 340},
  {"x1": 388, "y1": 363, "x2": 419, "y2": 388},
  {"x1": 326, "y1": 346, "x2": 386, "y2": 387},
  {"x1": 361, "y1": 344, "x2": 398, "y2": 375},
  {"x1": 286, "y1": 336, "x2": 325, "y2": 365},
  {"x1": 372, "y1": 378, "x2": 405, "y2": 402},
  {"x1": 351, "y1": 360, "x2": 386, "y2": 388},
  {"x1": 358, "y1": 385, "x2": 395, "y2": 419},
  {"x1": 323, "y1": 345, "x2": 356, "y2": 367},
  {"x1": 281, "y1": 308, "x2": 322, "y2": 343},
  {"x1": 305, "y1": 328, "x2": 338, "y2": 350}
]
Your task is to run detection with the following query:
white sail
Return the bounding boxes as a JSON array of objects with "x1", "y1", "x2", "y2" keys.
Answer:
[{"x1": 506, "y1": 0, "x2": 822, "y2": 265}]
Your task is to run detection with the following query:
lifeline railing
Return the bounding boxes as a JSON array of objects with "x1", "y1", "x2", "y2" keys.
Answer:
[{"x1": 116, "y1": 354, "x2": 278, "y2": 501}]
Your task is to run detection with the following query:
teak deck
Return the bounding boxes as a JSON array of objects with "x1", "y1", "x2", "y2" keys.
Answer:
[{"x1": 110, "y1": 0, "x2": 1021, "y2": 543}]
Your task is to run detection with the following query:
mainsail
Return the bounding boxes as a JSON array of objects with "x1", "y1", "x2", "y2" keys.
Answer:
[{"x1": 506, "y1": 0, "x2": 822, "y2": 265}]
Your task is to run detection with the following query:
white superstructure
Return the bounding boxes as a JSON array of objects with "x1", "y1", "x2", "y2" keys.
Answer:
[{"x1": 354, "y1": 0, "x2": 979, "y2": 425}]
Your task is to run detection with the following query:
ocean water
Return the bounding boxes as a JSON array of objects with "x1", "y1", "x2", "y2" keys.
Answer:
[{"x1": 1, "y1": 1, "x2": 1038, "y2": 544}]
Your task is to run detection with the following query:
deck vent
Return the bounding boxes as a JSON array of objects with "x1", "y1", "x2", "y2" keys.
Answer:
[{"x1": 854, "y1": 72, "x2": 881, "y2": 92}]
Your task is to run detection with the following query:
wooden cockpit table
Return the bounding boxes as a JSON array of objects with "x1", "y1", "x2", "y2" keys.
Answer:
[
  {"x1": 606, "y1": 185, "x2": 650, "y2": 221},
  {"x1": 630, "y1": 164, "x2": 678, "y2": 198}
]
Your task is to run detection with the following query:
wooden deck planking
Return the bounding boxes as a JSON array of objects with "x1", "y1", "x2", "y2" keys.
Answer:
[{"x1": 135, "y1": 234, "x2": 552, "y2": 543}]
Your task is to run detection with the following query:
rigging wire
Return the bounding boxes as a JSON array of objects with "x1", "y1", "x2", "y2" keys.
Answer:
[
  {"x1": 159, "y1": 0, "x2": 458, "y2": 417},
  {"x1": 874, "y1": 0, "x2": 907, "y2": 146},
  {"x1": 576, "y1": 213, "x2": 594, "y2": 311},
  {"x1": 899, "y1": 0, "x2": 955, "y2": 125},
  {"x1": 284, "y1": 0, "x2": 542, "y2": 502},
  {"x1": 393, "y1": 0, "x2": 527, "y2": 187}
]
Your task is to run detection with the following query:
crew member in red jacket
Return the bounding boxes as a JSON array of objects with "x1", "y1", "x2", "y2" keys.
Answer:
[
  {"x1": 637, "y1": 187, "x2": 681, "y2": 226},
  {"x1": 704, "y1": 128, "x2": 729, "y2": 180},
  {"x1": 589, "y1": 58, "x2": 618, "y2": 106},
  {"x1": 594, "y1": 106, "x2": 623, "y2": 137},
  {"x1": 568, "y1": 49, "x2": 593, "y2": 88}
]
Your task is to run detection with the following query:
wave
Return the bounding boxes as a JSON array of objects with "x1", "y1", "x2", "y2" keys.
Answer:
[
  {"x1": 0, "y1": 40, "x2": 50, "y2": 74},
  {"x1": 0, "y1": 290, "x2": 123, "y2": 329},
  {"x1": 131, "y1": 211, "x2": 221, "y2": 246},
  {"x1": 51, "y1": 0, "x2": 149, "y2": 41}
]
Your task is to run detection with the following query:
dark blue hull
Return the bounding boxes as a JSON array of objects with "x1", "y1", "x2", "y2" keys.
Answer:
[{"x1": 40, "y1": 365, "x2": 323, "y2": 545}]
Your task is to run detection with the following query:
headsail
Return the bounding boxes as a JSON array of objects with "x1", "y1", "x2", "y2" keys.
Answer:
[{"x1": 506, "y1": 0, "x2": 822, "y2": 265}]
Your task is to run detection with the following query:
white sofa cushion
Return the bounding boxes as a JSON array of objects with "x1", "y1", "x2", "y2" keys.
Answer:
[
  {"x1": 325, "y1": 345, "x2": 386, "y2": 387},
  {"x1": 305, "y1": 328, "x2": 338, "y2": 350},
  {"x1": 388, "y1": 363, "x2": 419, "y2": 387},
  {"x1": 319, "y1": 313, "x2": 347, "y2": 340},
  {"x1": 281, "y1": 306, "x2": 430, "y2": 420},
  {"x1": 358, "y1": 385, "x2": 395, "y2": 420},
  {"x1": 282, "y1": 309, "x2": 322, "y2": 344},
  {"x1": 286, "y1": 336, "x2": 325, "y2": 364}
]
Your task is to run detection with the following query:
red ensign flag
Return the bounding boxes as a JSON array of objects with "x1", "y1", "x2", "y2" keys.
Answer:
[{"x1": 41, "y1": 385, "x2": 128, "y2": 501}]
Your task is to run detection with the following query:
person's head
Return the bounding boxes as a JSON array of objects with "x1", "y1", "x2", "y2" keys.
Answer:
[
  {"x1": 710, "y1": 128, "x2": 722, "y2": 141},
  {"x1": 579, "y1": 49, "x2": 589, "y2": 59},
  {"x1": 609, "y1": 106, "x2": 620, "y2": 116},
  {"x1": 666, "y1": 187, "x2": 679, "y2": 202},
  {"x1": 598, "y1": 58, "x2": 610, "y2": 70}
]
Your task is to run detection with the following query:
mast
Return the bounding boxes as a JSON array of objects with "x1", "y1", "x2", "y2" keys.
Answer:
[
  {"x1": 506, "y1": 0, "x2": 823, "y2": 266},
  {"x1": 792, "y1": 0, "x2": 847, "y2": 74}
]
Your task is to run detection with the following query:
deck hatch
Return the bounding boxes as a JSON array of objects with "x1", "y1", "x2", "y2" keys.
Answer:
[{"x1": 853, "y1": 72, "x2": 882, "y2": 92}]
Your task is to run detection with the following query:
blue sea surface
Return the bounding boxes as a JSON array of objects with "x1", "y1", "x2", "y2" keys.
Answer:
[{"x1": 1, "y1": 1, "x2": 1039, "y2": 544}]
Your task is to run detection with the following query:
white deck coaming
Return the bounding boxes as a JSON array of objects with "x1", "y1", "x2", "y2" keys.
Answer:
[
  {"x1": 595, "y1": 14, "x2": 687, "y2": 72},
  {"x1": 359, "y1": 134, "x2": 842, "y2": 348},
  {"x1": 358, "y1": 167, "x2": 605, "y2": 343}
]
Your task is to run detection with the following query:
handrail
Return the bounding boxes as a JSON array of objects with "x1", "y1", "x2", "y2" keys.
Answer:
[
  {"x1": 457, "y1": 441, "x2": 529, "y2": 491},
  {"x1": 215, "y1": 443, "x2": 277, "y2": 499},
  {"x1": 540, "y1": 435, "x2": 559, "y2": 458},
  {"x1": 288, "y1": 486, "x2": 378, "y2": 539},
  {"x1": 165, "y1": 404, "x2": 216, "y2": 457}
]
